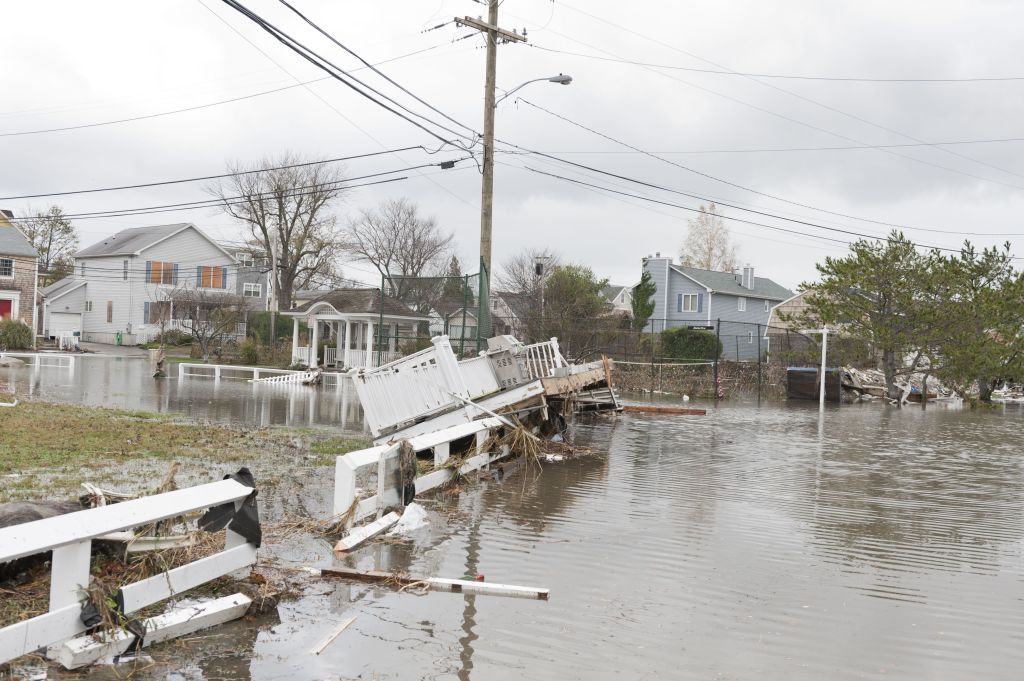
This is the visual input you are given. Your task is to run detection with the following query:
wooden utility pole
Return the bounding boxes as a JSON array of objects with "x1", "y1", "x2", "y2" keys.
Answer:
[{"x1": 456, "y1": 6, "x2": 526, "y2": 281}]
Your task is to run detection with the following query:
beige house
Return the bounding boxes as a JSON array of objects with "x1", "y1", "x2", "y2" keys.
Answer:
[{"x1": 0, "y1": 210, "x2": 39, "y2": 337}]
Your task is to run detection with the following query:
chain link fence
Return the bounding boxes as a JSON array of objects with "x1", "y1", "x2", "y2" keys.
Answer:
[{"x1": 374, "y1": 258, "x2": 492, "y2": 362}]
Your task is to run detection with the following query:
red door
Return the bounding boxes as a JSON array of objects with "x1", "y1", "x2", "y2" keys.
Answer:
[{"x1": 0, "y1": 299, "x2": 11, "y2": 320}]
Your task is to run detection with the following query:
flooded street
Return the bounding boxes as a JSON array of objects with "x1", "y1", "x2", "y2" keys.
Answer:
[
  {"x1": 0, "y1": 357, "x2": 365, "y2": 430},
  {"x1": 5, "y1": 360, "x2": 1024, "y2": 678}
]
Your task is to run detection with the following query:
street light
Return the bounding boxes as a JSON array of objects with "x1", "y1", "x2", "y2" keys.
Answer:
[
  {"x1": 480, "y1": 73, "x2": 573, "y2": 281},
  {"x1": 494, "y1": 74, "x2": 573, "y2": 107}
]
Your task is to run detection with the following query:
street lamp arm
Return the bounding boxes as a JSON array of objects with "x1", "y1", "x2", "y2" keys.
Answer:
[{"x1": 494, "y1": 74, "x2": 573, "y2": 107}]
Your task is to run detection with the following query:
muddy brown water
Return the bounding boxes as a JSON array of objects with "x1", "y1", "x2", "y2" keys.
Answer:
[{"x1": 5, "y1": 359, "x2": 1024, "y2": 679}]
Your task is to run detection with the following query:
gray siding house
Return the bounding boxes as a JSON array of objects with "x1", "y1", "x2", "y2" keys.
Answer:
[
  {"x1": 642, "y1": 254, "x2": 793, "y2": 360},
  {"x1": 44, "y1": 223, "x2": 238, "y2": 344},
  {"x1": 220, "y1": 243, "x2": 269, "y2": 311}
]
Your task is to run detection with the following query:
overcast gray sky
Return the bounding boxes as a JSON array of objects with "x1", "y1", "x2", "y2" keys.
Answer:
[{"x1": 3, "y1": 0, "x2": 1023, "y2": 292}]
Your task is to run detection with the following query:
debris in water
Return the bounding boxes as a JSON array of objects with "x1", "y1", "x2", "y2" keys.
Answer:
[{"x1": 388, "y1": 503, "x2": 429, "y2": 536}]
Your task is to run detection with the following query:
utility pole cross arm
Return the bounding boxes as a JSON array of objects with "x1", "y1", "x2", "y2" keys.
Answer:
[{"x1": 455, "y1": 16, "x2": 527, "y2": 42}]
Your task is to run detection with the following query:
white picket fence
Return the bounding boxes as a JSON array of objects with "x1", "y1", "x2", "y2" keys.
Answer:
[{"x1": 0, "y1": 477, "x2": 258, "y2": 667}]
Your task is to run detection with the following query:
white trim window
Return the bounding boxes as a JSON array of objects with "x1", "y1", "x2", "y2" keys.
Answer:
[
  {"x1": 123, "y1": 259, "x2": 129, "y2": 281},
  {"x1": 748, "y1": 331, "x2": 754, "y2": 344},
  {"x1": 240, "y1": 252, "x2": 255, "y2": 268},
  {"x1": 678, "y1": 293, "x2": 698, "y2": 312},
  {"x1": 0, "y1": 258, "x2": 12, "y2": 278},
  {"x1": 764, "y1": 299, "x2": 770, "y2": 312},
  {"x1": 85, "y1": 301, "x2": 93, "y2": 312},
  {"x1": 737, "y1": 296, "x2": 747, "y2": 312},
  {"x1": 243, "y1": 282, "x2": 262, "y2": 297}
]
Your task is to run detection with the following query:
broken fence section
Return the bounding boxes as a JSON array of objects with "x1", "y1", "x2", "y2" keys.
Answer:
[{"x1": 0, "y1": 472, "x2": 260, "y2": 668}]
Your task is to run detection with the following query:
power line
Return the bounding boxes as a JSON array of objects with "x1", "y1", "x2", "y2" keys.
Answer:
[
  {"x1": 512, "y1": 98, "x2": 1024, "y2": 237},
  {"x1": 0, "y1": 146, "x2": 430, "y2": 201},
  {"x1": 199, "y1": 0, "x2": 478, "y2": 209},
  {"x1": 520, "y1": 165, "x2": 1021, "y2": 258},
  {"x1": 515, "y1": 136, "x2": 1024, "y2": 154},
  {"x1": 278, "y1": 0, "x2": 479, "y2": 138},
  {"x1": 529, "y1": 43, "x2": 1024, "y2": 83},
  {"x1": 6, "y1": 175, "x2": 412, "y2": 223},
  {"x1": 0, "y1": 40, "x2": 461, "y2": 138},
  {"x1": 517, "y1": 11, "x2": 1024, "y2": 192},
  {"x1": 219, "y1": 0, "x2": 477, "y2": 151}
]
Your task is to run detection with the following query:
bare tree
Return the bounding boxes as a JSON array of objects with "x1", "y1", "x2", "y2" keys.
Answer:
[
  {"x1": 680, "y1": 203, "x2": 738, "y2": 272},
  {"x1": 20, "y1": 206, "x2": 78, "y2": 285},
  {"x1": 207, "y1": 152, "x2": 347, "y2": 310},
  {"x1": 496, "y1": 248, "x2": 561, "y2": 341},
  {"x1": 344, "y1": 198, "x2": 453, "y2": 310},
  {"x1": 169, "y1": 287, "x2": 245, "y2": 362}
]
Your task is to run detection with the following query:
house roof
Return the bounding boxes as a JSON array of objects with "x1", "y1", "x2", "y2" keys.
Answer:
[
  {"x1": 670, "y1": 265, "x2": 793, "y2": 301},
  {"x1": 76, "y1": 223, "x2": 234, "y2": 260},
  {"x1": 601, "y1": 284, "x2": 630, "y2": 301},
  {"x1": 41, "y1": 276, "x2": 84, "y2": 299},
  {"x1": 0, "y1": 224, "x2": 38, "y2": 258},
  {"x1": 291, "y1": 288, "x2": 428, "y2": 320},
  {"x1": 493, "y1": 290, "x2": 532, "y2": 320}
]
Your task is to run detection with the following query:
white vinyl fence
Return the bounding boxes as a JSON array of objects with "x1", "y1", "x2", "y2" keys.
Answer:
[{"x1": 0, "y1": 475, "x2": 258, "y2": 668}]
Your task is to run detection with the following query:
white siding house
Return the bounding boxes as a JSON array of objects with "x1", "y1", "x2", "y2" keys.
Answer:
[{"x1": 55, "y1": 223, "x2": 237, "y2": 345}]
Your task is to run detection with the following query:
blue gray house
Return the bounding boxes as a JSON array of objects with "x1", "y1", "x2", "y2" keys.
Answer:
[{"x1": 641, "y1": 254, "x2": 793, "y2": 360}]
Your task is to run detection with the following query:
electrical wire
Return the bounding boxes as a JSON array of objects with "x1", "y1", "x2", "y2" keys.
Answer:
[
  {"x1": 0, "y1": 40, "x2": 463, "y2": 139},
  {"x1": 511, "y1": 98, "x2": 1024, "y2": 237},
  {"x1": 219, "y1": 0, "x2": 477, "y2": 151},
  {"x1": 279, "y1": 0, "x2": 480, "y2": 138},
  {"x1": 513, "y1": 14, "x2": 1024, "y2": 192},
  {"x1": 0, "y1": 146, "x2": 431, "y2": 201},
  {"x1": 528, "y1": 43, "x2": 1024, "y2": 83}
]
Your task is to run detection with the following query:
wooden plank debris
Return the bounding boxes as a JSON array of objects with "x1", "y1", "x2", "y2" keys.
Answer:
[
  {"x1": 320, "y1": 567, "x2": 549, "y2": 600},
  {"x1": 621, "y1": 405, "x2": 706, "y2": 415},
  {"x1": 310, "y1": 616, "x2": 357, "y2": 656},
  {"x1": 333, "y1": 512, "x2": 399, "y2": 553},
  {"x1": 55, "y1": 594, "x2": 252, "y2": 669}
]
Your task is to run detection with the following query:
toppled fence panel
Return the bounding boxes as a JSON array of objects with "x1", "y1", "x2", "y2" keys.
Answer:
[{"x1": 0, "y1": 473, "x2": 259, "y2": 667}]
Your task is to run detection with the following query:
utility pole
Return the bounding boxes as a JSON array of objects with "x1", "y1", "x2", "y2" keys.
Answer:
[{"x1": 456, "y1": 7, "x2": 526, "y2": 281}]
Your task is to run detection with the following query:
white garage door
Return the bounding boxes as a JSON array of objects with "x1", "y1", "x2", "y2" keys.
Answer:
[{"x1": 49, "y1": 312, "x2": 81, "y2": 338}]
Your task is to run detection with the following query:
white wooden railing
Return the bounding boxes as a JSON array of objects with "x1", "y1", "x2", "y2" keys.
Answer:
[
  {"x1": 460, "y1": 354, "x2": 501, "y2": 399},
  {"x1": 292, "y1": 345, "x2": 314, "y2": 366},
  {"x1": 0, "y1": 352, "x2": 76, "y2": 369},
  {"x1": 346, "y1": 349, "x2": 402, "y2": 369},
  {"x1": 334, "y1": 417, "x2": 504, "y2": 526},
  {"x1": 324, "y1": 346, "x2": 337, "y2": 366},
  {"x1": 350, "y1": 336, "x2": 474, "y2": 438},
  {"x1": 522, "y1": 338, "x2": 568, "y2": 380},
  {"x1": 0, "y1": 477, "x2": 257, "y2": 667}
]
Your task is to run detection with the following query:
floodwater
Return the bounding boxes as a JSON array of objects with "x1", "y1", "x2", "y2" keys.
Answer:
[
  {"x1": 6, "y1": 358, "x2": 1024, "y2": 679},
  {"x1": 0, "y1": 356, "x2": 365, "y2": 430}
]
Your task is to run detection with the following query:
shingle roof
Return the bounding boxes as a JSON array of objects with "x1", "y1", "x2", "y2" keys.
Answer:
[
  {"x1": 671, "y1": 265, "x2": 793, "y2": 301},
  {"x1": 292, "y1": 288, "x2": 428, "y2": 319},
  {"x1": 601, "y1": 284, "x2": 630, "y2": 301},
  {"x1": 0, "y1": 225, "x2": 38, "y2": 258},
  {"x1": 76, "y1": 224, "x2": 191, "y2": 258},
  {"x1": 41, "y1": 276, "x2": 81, "y2": 298}
]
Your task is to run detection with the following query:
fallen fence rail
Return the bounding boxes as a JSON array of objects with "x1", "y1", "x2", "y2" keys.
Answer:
[{"x1": 0, "y1": 473, "x2": 259, "y2": 668}]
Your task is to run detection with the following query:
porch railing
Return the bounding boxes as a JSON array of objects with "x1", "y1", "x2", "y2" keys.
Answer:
[{"x1": 522, "y1": 338, "x2": 567, "y2": 380}]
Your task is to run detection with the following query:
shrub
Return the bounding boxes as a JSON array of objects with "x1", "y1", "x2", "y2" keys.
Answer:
[
  {"x1": 156, "y1": 329, "x2": 192, "y2": 346},
  {"x1": 0, "y1": 319, "x2": 33, "y2": 350},
  {"x1": 661, "y1": 327, "x2": 722, "y2": 362},
  {"x1": 240, "y1": 339, "x2": 260, "y2": 365}
]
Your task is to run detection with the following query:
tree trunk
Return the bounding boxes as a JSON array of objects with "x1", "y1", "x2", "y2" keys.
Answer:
[
  {"x1": 881, "y1": 348, "x2": 901, "y2": 405},
  {"x1": 278, "y1": 282, "x2": 293, "y2": 312},
  {"x1": 977, "y1": 377, "x2": 993, "y2": 402}
]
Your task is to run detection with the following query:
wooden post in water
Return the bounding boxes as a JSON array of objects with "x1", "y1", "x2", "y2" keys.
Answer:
[
  {"x1": 756, "y1": 324, "x2": 762, "y2": 405},
  {"x1": 713, "y1": 319, "x2": 721, "y2": 400}
]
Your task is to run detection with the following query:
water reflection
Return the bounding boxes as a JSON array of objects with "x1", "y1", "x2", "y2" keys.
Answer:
[{"x1": 0, "y1": 357, "x2": 366, "y2": 431}]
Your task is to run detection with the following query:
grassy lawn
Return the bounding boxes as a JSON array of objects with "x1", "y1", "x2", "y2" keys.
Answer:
[{"x1": 0, "y1": 400, "x2": 370, "y2": 502}]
